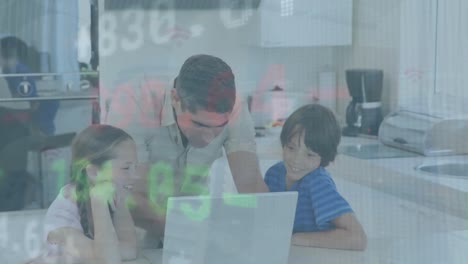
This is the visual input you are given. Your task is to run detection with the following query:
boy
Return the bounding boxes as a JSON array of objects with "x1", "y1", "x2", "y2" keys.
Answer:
[{"x1": 265, "y1": 104, "x2": 367, "y2": 251}]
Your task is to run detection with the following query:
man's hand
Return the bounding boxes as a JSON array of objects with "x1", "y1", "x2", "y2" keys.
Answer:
[
  {"x1": 128, "y1": 162, "x2": 167, "y2": 235},
  {"x1": 227, "y1": 151, "x2": 268, "y2": 193}
]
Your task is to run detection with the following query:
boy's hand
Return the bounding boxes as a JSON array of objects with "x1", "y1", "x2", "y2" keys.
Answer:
[{"x1": 291, "y1": 233, "x2": 309, "y2": 247}]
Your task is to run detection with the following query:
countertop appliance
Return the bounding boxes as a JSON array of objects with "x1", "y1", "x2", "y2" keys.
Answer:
[
  {"x1": 342, "y1": 69, "x2": 383, "y2": 137},
  {"x1": 379, "y1": 110, "x2": 468, "y2": 156}
]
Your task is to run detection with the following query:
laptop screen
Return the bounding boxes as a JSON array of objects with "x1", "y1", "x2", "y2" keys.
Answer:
[{"x1": 163, "y1": 192, "x2": 297, "y2": 264}]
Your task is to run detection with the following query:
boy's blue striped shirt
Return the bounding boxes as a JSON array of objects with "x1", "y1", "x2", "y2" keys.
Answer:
[{"x1": 265, "y1": 162, "x2": 353, "y2": 233}]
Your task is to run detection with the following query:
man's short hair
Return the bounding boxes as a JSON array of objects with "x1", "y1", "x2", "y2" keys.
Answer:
[{"x1": 175, "y1": 54, "x2": 236, "y2": 114}]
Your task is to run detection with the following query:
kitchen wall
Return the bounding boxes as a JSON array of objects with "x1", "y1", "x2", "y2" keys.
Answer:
[
  {"x1": 100, "y1": 1, "x2": 414, "y2": 124},
  {"x1": 98, "y1": 7, "x2": 335, "y2": 120},
  {"x1": 334, "y1": 0, "x2": 402, "y2": 119},
  {"x1": 333, "y1": 0, "x2": 467, "y2": 120},
  {"x1": 398, "y1": 0, "x2": 468, "y2": 118},
  {"x1": 251, "y1": 46, "x2": 335, "y2": 95},
  {"x1": 99, "y1": 9, "x2": 259, "y2": 96}
]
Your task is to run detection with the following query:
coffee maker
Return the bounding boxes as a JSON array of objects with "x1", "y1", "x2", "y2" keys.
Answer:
[{"x1": 342, "y1": 69, "x2": 383, "y2": 137}]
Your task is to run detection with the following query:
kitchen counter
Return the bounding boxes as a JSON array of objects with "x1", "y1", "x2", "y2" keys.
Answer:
[
  {"x1": 254, "y1": 130, "x2": 468, "y2": 219},
  {"x1": 207, "y1": 132, "x2": 468, "y2": 263},
  {"x1": 328, "y1": 151, "x2": 468, "y2": 220},
  {"x1": 137, "y1": 229, "x2": 468, "y2": 264},
  {"x1": 3, "y1": 133, "x2": 468, "y2": 263},
  {"x1": 370, "y1": 155, "x2": 468, "y2": 192},
  {"x1": 254, "y1": 129, "x2": 378, "y2": 160},
  {"x1": 4, "y1": 177, "x2": 466, "y2": 263},
  {"x1": 137, "y1": 178, "x2": 468, "y2": 263}
]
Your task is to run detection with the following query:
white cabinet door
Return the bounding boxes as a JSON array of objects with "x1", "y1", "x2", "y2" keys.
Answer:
[
  {"x1": 433, "y1": 0, "x2": 468, "y2": 115},
  {"x1": 259, "y1": 0, "x2": 352, "y2": 47},
  {"x1": 259, "y1": 9, "x2": 290, "y2": 47},
  {"x1": 398, "y1": 0, "x2": 437, "y2": 114},
  {"x1": 398, "y1": 0, "x2": 468, "y2": 116}
]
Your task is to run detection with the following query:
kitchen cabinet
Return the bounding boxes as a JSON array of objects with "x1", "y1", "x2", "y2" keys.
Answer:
[
  {"x1": 433, "y1": 0, "x2": 468, "y2": 114},
  {"x1": 251, "y1": 0, "x2": 352, "y2": 47},
  {"x1": 399, "y1": 0, "x2": 468, "y2": 116}
]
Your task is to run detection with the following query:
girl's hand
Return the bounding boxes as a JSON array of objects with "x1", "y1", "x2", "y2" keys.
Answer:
[
  {"x1": 114, "y1": 185, "x2": 139, "y2": 212},
  {"x1": 112, "y1": 185, "x2": 131, "y2": 211},
  {"x1": 90, "y1": 181, "x2": 116, "y2": 207},
  {"x1": 90, "y1": 182, "x2": 134, "y2": 211}
]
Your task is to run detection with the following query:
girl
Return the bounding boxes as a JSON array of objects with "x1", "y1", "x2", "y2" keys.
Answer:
[
  {"x1": 265, "y1": 104, "x2": 367, "y2": 251},
  {"x1": 27, "y1": 124, "x2": 139, "y2": 263}
]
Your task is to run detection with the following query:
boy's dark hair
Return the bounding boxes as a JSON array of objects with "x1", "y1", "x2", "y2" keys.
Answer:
[
  {"x1": 174, "y1": 54, "x2": 236, "y2": 114},
  {"x1": 280, "y1": 104, "x2": 341, "y2": 167}
]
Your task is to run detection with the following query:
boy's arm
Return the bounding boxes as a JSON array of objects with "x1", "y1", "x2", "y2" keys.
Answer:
[{"x1": 291, "y1": 212, "x2": 367, "y2": 251}]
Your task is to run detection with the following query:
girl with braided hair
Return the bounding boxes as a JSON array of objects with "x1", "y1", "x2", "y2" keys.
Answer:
[{"x1": 27, "y1": 124, "x2": 139, "y2": 263}]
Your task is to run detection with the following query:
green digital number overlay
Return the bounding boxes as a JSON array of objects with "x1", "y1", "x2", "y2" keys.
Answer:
[
  {"x1": 223, "y1": 193, "x2": 257, "y2": 208},
  {"x1": 33, "y1": 158, "x2": 259, "y2": 221},
  {"x1": 52, "y1": 158, "x2": 67, "y2": 195},
  {"x1": 157, "y1": 163, "x2": 258, "y2": 222},
  {"x1": 49, "y1": 158, "x2": 137, "y2": 209},
  {"x1": 179, "y1": 165, "x2": 211, "y2": 221},
  {"x1": 147, "y1": 161, "x2": 174, "y2": 216}
]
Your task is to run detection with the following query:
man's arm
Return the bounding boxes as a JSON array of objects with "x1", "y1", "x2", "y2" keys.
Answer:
[
  {"x1": 227, "y1": 151, "x2": 268, "y2": 193},
  {"x1": 224, "y1": 96, "x2": 268, "y2": 193},
  {"x1": 130, "y1": 193, "x2": 166, "y2": 236},
  {"x1": 129, "y1": 163, "x2": 167, "y2": 236}
]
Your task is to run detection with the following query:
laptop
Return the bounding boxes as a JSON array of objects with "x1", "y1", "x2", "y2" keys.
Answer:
[{"x1": 162, "y1": 192, "x2": 298, "y2": 264}]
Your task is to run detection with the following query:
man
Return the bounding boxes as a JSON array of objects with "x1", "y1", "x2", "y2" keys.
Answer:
[{"x1": 105, "y1": 54, "x2": 268, "y2": 237}]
